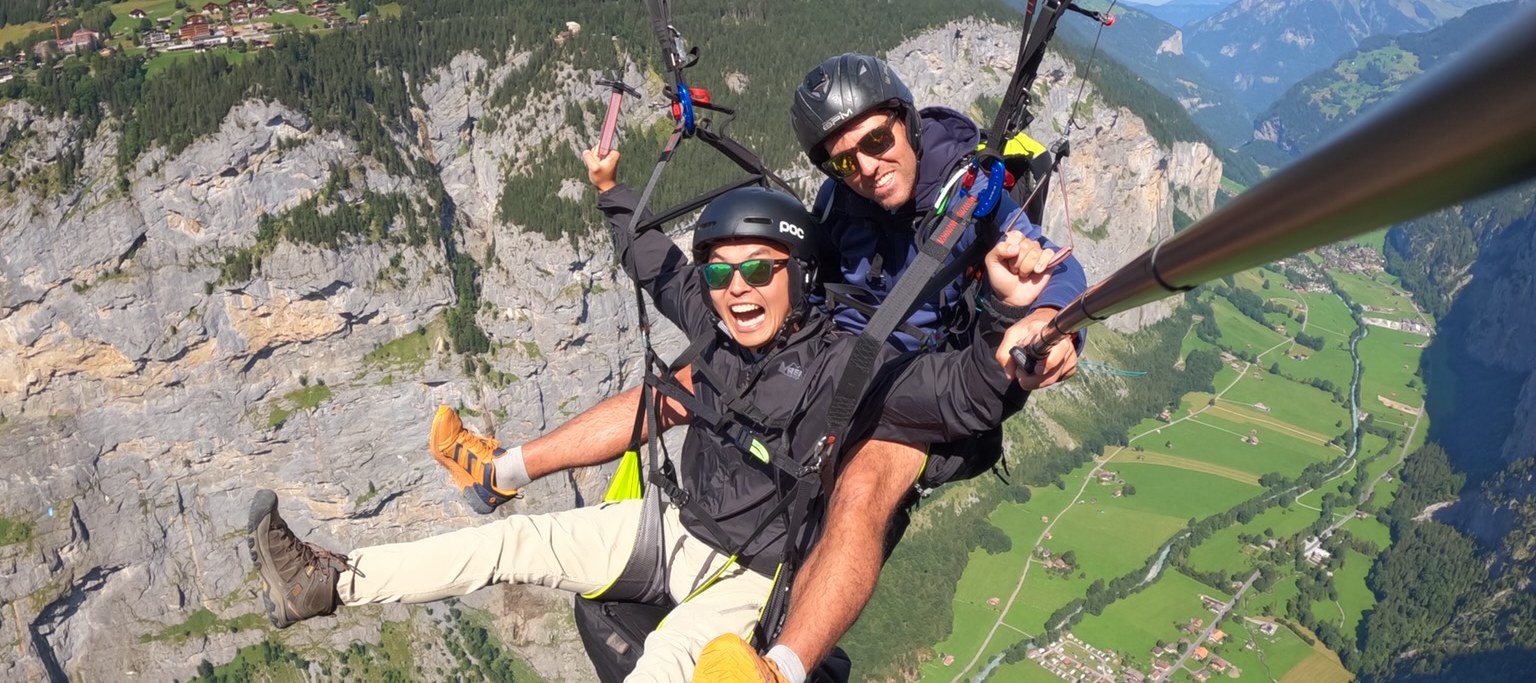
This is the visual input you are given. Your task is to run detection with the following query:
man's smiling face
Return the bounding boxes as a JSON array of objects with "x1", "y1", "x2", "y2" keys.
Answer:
[{"x1": 821, "y1": 109, "x2": 919, "y2": 210}]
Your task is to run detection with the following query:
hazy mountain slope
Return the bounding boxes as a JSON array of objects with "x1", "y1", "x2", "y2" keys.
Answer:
[
  {"x1": 1126, "y1": 0, "x2": 1231, "y2": 27},
  {"x1": 1184, "y1": 0, "x2": 1493, "y2": 114},
  {"x1": 1244, "y1": 1, "x2": 1516, "y2": 160},
  {"x1": 1054, "y1": 1, "x2": 1256, "y2": 146}
]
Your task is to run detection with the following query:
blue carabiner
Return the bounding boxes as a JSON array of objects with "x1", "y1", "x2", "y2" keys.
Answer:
[
  {"x1": 676, "y1": 80, "x2": 697, "y2": 134},
  {"x1": 973, "y1": 157, "x2": 1006, "y2": 218}
]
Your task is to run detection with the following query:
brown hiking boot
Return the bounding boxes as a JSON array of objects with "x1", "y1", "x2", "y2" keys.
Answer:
[
  {"x1": 428, "y1": 405, "x2": 518, "y2": 514},
  {"x1": 247, "y1": 489, "x2": 350, "y2": 628}
]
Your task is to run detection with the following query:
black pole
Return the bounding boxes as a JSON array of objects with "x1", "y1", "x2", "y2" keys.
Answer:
[{"x1": 1019, "y1": 4, "x2": 1536, "y2": 364}]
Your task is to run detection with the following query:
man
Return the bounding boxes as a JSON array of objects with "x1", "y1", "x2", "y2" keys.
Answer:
[{"x1": 248, "y1": 186, "x2": 1056, "y2": 682}]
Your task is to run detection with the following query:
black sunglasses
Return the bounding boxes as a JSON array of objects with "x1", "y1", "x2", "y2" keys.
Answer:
[
  {"x1": 700, "y1": 259, "x2": 789, "y2": 290},
  {"x1": 820, "y1": 112, "x2": 900, "y2": 178}
]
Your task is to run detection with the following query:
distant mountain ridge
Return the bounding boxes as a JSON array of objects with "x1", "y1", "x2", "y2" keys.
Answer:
[
  {"x1": 1054, "y1": 1, "x2": 1255, "y2": 147},
  {"x1": 1183, "y1": 0, "x2": 1495, "y2": 114},
  {"x1": 1124, "y1": 0, "x2": 1229, "y2": 27},
  {"x1": 1243, "y1": 2, "x2": 1517, "y2": 167}
]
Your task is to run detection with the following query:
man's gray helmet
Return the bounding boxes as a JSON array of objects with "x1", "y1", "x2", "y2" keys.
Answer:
[
  {"x1": 790, "y1": 53, "x2": 921, "y2": 171},
  {"x1": 692, "y1": 186, "x2": 823, "y2": 313}
]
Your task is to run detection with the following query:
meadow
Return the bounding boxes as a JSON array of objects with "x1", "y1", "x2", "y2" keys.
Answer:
[
  {"x1": 930, "y1": 255, "x2": 1430, "y2": 683},
  {"x1": 1357, "y1": 326, "x2": 1428, "y2": 412}
]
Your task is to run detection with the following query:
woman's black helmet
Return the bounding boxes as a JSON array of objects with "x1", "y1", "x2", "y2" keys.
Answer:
[
  {"x1": 790, "y1": 53, "x2": 921, "y2": 172},
  {"x1": 692, "y1": 186, "x2": 823, "y2": 313}
]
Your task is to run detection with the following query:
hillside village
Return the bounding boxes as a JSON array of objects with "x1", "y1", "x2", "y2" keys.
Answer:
[{"x1": 0, "y1": 0, "x2": 373, "y2": 83}]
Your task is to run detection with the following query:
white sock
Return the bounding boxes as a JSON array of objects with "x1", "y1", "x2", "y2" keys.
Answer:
[
  {"x1": 765, "y1": 645, "x2": 807, "y2": 683},
  {"x1": 493, "y1": 445, "x2": 532, "y2": 491}
]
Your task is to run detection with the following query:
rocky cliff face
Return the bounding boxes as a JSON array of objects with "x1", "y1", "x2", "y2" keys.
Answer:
[
  {"x1": 0, "y1": 19, "x2": 1219, "y2": 683},
  {"x1": 1425, "y1": 199, "x2": 1536, "y2": 545},
  {"x1": 887, "y1": 20, "x2": 1222, "y2": 332}
]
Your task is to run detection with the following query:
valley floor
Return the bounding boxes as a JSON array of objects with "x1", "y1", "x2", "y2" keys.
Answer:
[{"x1": 914, "y1": 251, "x2": 1429, "y2": 683}]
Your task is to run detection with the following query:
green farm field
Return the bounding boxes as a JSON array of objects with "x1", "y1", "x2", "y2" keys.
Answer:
[
  {"x1": 1332, "y1": 549, "x2": 1378, "y2": 638},
  {"x1": 1218, "y1": 374, "x2": 1348, "y2": 437},
  {"x1": 1332, "y1": 270, "x2": 1411, "y2": 314},
  {"x1": 1298, "y1": 290, "x2": 1356, "y2": 340},
  {"x1": 1108, "y1": 461, "x2": 1260, "y2": 518},
  {"x1": 1208, "y1": 297, "x2": 1290, "y2": 356},
  {"x1": 1358, "y1": 326, "x2": 1428, "y2": 411},
  {"x1": 1272, "y1": 341, "x2": 1355, "y2": 395},
  {"x1": 145, "y1": 48, "x2": 253, "y2": 78},
  {"x1": 107, "y1": 0, "x2": 182, "y2": 33},
  {"x1": 1047, "y1": 498, "x2": 1188, "y2": 582},
  {"x1": 1116, "y1": 450, "x2": 1258, "y2": 486},
  {"x1": 0, "y1": 20, "x2": 49, "y2": 47},
  {"x1": 1178, "y1": 412, "x2": 1334, "y2": 478}
]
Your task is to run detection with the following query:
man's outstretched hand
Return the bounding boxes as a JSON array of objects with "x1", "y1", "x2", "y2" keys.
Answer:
[{"x1": 580, "y1": 147, "x2": 620, "y2": 194}]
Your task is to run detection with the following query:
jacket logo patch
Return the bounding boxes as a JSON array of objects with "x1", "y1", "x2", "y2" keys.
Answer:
[{"x1": 778, "y1": 361, "x2": 804, "y2": 381}]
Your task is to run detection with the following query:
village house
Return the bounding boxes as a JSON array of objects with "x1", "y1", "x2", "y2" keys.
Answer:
[
  {"x1": 1193, "y1": 669, "x2": 1211, "y2": 683},
  {"x1": 276, "y1": 3, "x2": 299, "y2": 13},
  {"x1": 1210, "y1": 657, "x2": 1229, "y2": 673},
  {"x1": 0, "y1": 65, "x2": 12, "y2": 83},
  {"x1": 62, "y1": 30, "x2": 101, "y2": 54},
  {"x1": 203, "y1": 2, "x2": 223, "y2": 15},
  {"x1": 181, "y1": 19, "x2": 213, "y2": 41},
  {"x1": 1097, "y1": 470, "x2": 1117, "y2": 483},
  {"x1": 1254, "y1": 402, "x2": 1270, "y2": 412},
  {"x1": 1209, "y1": 629, "x2": 1226, "y2": 644},
  {"x1": 1193, "y1": 646, "x2": 1210, "y2": 661},
  {"x1": 129, "y1": 8, "x2": 148, "y2": 19},
  {"x1": 1302, "y1": 536, "x2": 1333, "y2": 565}
]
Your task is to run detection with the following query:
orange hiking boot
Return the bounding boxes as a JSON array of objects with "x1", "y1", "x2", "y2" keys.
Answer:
[
  {"x1": 693, "y1": 634, "x2": 789, "y2": 683},
  {"x1": 429, "y1": 405, "x2": 518, "y2": 514}
]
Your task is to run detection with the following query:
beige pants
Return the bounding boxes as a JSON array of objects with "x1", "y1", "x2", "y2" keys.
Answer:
[{"x1": 338, "y1": 499, "x2": 774, "y2": 682}]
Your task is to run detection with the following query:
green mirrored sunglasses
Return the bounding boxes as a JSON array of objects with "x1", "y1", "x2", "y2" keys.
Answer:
[{"x1": 700, "y1": 259, "x2": 789, "y2": 290}]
